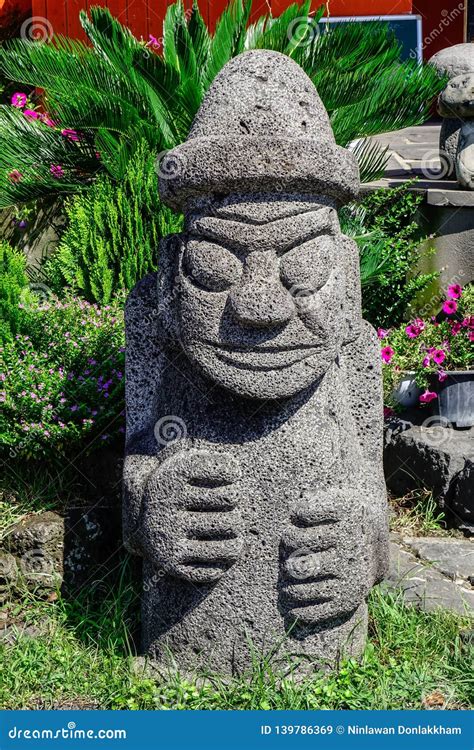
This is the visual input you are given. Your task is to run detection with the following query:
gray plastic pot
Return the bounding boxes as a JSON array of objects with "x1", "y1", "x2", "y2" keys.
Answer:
[{"x1": 430, "y1": 370, "x2": 474, "y2": 428}]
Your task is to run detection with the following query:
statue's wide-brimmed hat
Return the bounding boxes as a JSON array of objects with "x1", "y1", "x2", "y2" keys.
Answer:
[{"x1": 159, "y1": 50, "x2": 360, "y2": 211}]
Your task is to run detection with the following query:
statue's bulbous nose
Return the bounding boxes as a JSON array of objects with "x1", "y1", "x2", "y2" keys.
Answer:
[{"x1": 229, "y1": 252, "x2": 295, "y2": 329}]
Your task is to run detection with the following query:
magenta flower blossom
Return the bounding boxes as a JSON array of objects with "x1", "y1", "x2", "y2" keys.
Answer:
[
  {"x1": 381, "y1": 346, "x2": 394, "y2": 364},
  {"x1": 23, "y1": 109, "x2": 39, "y2": 120},
  {"x1": 148, "y1": 34, "x2": 161, "y2": 48},
  {"x1": 447, "y1": 284, "x2": 462, "y2": 299},
  {"x1": 432, "y1": 349, "x2": 445, "y2": 365},
  {"x1": 61, "y1": 128, "x2": 80, "y2": 141},
  {"x1": 419, "y1": 390, "x2": 438, "y2": 404},
  {"x1": 377, "y1": 328, "x2": 389, "y2": 339},
  {"x1": 8, "y1": 170, "x2": 22, "y2": 183},
  {"x1": 438, "y1": 371, "x2": 448, "y2": 382},
  {"x1": 442, "y1": 299, "x2": 457, "y2": 315},
  {"x1": 50, "y1": 164, "x2": 64, "y2": 178},
  {"x1": 40, "y1": 113, "x2": 56, "y2": 127},
  {"x1": 11, "y1": 92, "x2": 27, "y2": 108},
  {"x1": 450, "y1": 321, "x2": 462, "y2": 335},
  {"x1": 422, "y1": 356, "x2": 431, "y2": 368}
]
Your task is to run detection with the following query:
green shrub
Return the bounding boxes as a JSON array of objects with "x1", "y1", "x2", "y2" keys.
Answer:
[
  {"x1": 344, "y1": 184, "x2": 438, "y2": 328},
  {"x1": 1, "y1": 294, "x2": 125, "y2": 459},
  {"x1": 44, "y1": 143, "x2": 183, "y2": 304},
  {"x1": 0, "y1": 241, "x2": 30, "y2": 343}
]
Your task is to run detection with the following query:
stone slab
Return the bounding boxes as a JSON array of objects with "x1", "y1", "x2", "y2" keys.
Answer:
[
  {"x1": 386, "y1": 541, "x2": 474, "y2": 616},
  {"x1": 402, "y1": 536, "x2": 474, "y2": 582}
]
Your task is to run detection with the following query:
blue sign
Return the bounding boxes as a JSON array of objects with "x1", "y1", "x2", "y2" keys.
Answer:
[{"x1": 0, "y1": 710, "x2": 472, "y2": 749}]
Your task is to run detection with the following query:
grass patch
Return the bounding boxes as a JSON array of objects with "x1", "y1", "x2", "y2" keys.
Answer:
[
  {"x1": 0, "y1": 561, "x2": 472, "y2": 710},
  {"x1": 389, "y1": 489, "x2": 453, "y2": 537}
]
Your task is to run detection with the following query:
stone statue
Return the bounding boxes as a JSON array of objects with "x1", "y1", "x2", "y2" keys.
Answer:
[
  {"x1": 123, "y1": 50, "x2": 388, "y2": 675},
  {"x1": 430, "y1": 44, "x2": 474, "y2": 187}
]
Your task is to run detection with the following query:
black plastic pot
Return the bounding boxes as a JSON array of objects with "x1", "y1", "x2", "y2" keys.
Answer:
[{"x1": 430, "y1": 371, "x2": 474, "y2": 428}]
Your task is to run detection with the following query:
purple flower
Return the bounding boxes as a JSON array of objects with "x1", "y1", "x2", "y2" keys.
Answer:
[
  {"x1": 50, "y1": 164, "x2": 64, "y2": 179},
  {"x1": 70, "y1": 405, "x2": 78, "y2": 412},
  {"x1": 432, "y1": 350, "x2": 445, "y2": 365}
]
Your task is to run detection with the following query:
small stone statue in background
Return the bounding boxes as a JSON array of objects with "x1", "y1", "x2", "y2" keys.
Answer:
[
  {"x1": 123, "y1": 50, "x2": 388, "y2": 674},
  {"x1": 430, "y1": 44, "x2": 474, "y2": 188}
]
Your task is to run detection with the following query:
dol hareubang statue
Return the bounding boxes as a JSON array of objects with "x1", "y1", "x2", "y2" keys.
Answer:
[{"x1": 123, "y1": 50, "x2": 389, "y2": 673}]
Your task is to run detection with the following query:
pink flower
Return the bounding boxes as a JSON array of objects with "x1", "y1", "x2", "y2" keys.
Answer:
[
  {"x1": 447, "y1": 284, "x2": 462, "y2": 299},
  {"x1": 469, "y1": 331, "x2": 474, "y2": 343},
  {"x1": 383, "y1": 406, "x2": 394, "y2": 419},
  {"x1": 61, "y1": 128, "x2": 80, "y2": 141},
  {"x1": 422, "y1": 356, "x2": 431, "y2": 368},
  {"x1": 50, "y1": 164, "x2": 64, "y2": 178},
  {"x1": 438, "y1": 371, "x2": 448, "y2": 382},
  {"x1": 463, "y1": 316, "x2": 474, "y2": 329},
  {"x1": 377, "y1": 328, "x2": 389, "y2": 339},
  {"x1": 381, "y1": 346, "x2": 394, "y2": 364},
  {"x1": 432, "y1": 349, "x2": 445, "y2": 365},
  {"x1": 419, "y1": 390, "x2": 438, "y2": 404},
  {"x1": 11, "y1": 92, "x2": 27, "y2": 108},
  {"x1": 148, "y1": 34, "x2": 161, "y2": 48},
  {"x1": 406, "y1": 324, "x2": 419, "y2": 338},
  {"x1": 442, "y1": 299, "x2": 457, "y2": 315},
  {"x1": 40, "y1": 113, "x2": 56, "y2": 127},
  {"x1": 23, "y1": 109, "x2": 39, "y2": 120},
  {"x1": 8, "y1": 170, "x2": 22, "y2": 183},
  {"x1": 450, "y1": 321, "x2": 462, "y2": 335},
  {"x1": 405, "y1": 318, "x2": 425, "y2": 338}
]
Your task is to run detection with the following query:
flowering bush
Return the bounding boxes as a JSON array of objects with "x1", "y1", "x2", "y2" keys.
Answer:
[
  {"x1": 1, "y1": 293, "x2": 125, "y2": 459},
  {"x1": 380, "y1": 285, "x2": 473, "y2": 406}
]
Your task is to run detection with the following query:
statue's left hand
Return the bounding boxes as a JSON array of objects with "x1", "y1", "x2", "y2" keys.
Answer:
[{"x1": 280, "y1": 488, "x2": 372, "y2": 625}]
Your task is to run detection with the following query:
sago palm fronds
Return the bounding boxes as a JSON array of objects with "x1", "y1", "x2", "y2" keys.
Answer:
[{"x1": 0, "y1": 1, "x2": 445, "y2": 208}]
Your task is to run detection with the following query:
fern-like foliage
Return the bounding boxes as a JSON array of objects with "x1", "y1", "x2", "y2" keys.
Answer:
[
  {"x1": 44, "y1": 142, "x2": 183, "y2": 304},
  {"x1": 0, "y1": 1, "x2": 445, "y2": 208}
]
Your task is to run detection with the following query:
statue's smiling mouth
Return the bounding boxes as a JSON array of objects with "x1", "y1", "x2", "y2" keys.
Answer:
[{"x1": 203, "y1": 342, "x2": 320, "y2": 370}]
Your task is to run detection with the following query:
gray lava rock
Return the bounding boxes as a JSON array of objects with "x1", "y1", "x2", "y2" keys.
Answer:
[
  {"x1": 430, "y1": 45, "x2": 474, "y2": 183},
  {"x1": 1, "y1": 512, "x2": 64, "y2": 591},
  {"x1": 430, "y1": 44, "x2": 474, "y2": 80},
  {"x1": 384, "y1": 416, "x2": 474, "y2": 532},
  {"x1": 124, "y1": 50, "x2": 388, "y2": 675}
]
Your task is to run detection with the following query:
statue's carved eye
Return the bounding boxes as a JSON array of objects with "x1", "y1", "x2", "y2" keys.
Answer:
[
  {"x1": 280, "y1": 236, "x2": 335, "y2": 293},
  {"x1": 184, "y1": 240, "x2": 242, "y2": 292}
]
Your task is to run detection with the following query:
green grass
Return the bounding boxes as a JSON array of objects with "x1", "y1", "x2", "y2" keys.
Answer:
[
  {"x1": 0, "y1": 561, "x2": 472, "y2": 710},
  {"x1": 389, "y1": 490, "x2": 452, "y2": 537}
]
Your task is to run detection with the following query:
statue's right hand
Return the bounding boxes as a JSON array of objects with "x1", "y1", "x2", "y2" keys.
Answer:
[{"x1": 142, "y1": 449, "x2": 243, "y2": 583}]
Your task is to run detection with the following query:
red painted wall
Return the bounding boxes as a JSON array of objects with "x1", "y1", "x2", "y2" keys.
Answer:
[
  {"x1": 26, "y1": 0, "x2": 415, "y2": 42},
  {"x1": 19, "y1": 0, "x2": 465, "y2": 53},
  {"x1": 413, "y1": 0, "x2": 465, "y2": 59}
]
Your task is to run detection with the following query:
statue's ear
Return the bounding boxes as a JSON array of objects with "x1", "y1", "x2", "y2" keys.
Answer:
[
  {"x1": 157, "y1": 233, "x2": 184, "y2": 343},
  {"x1": 340, "y1": 235, "x2": 363, "y2": 344}
]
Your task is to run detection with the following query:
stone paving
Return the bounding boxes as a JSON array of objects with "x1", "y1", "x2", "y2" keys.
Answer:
[
  {"x1": 365, "y1": 122, "x2": 474, "y2": 207},
  {"x1": 387, "y1": 533, "x2": 474, "y2": 616}
]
